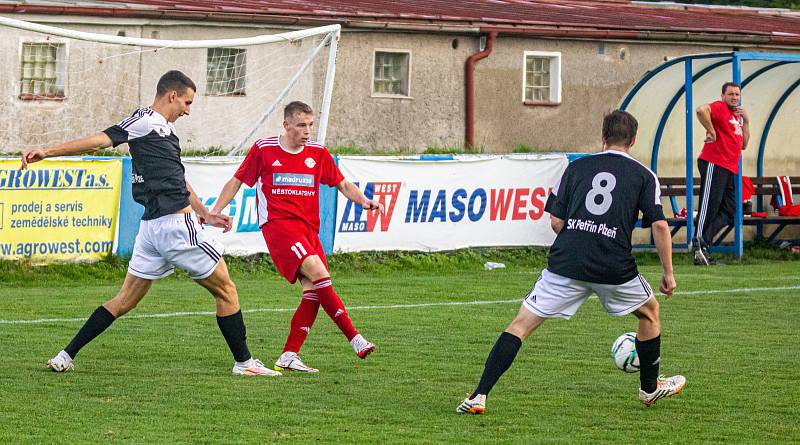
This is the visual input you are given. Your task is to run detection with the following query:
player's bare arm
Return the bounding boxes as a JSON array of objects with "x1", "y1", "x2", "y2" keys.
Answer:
[
  {"x1": 695, "y1": 104, "x2": 715, "y2": 143},
  {"x1": 550, "y1": 215, "x2": 565, "y2": 234},
  {"x1": 186, "y1": 181, "x2": 231, "y2": 230},
  {"x1": 21, "y1": 132, "x2": 113, "y2": 170},
  {"x1": 651, "y1": 219, "x2": 676, "y2": 297},
  {"x1": 336, "y1": 179, "x2": 385, "y2": 213},
  {"x1": 210, "y1": 177, "x2": 244, "y2": 232}
]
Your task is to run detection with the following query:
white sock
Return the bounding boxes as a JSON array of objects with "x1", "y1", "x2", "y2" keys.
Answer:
[
  {"x1": 278, "y1": 351, "x2": 297, "y2": 363},
  {"x1": 350, "y1": 334, "x2": 366, "y2": 351}
]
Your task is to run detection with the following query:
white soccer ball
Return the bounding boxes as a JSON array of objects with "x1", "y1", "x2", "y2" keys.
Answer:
[{"x1": 611, "y1": 332, "x2": 640, "y2": 373}]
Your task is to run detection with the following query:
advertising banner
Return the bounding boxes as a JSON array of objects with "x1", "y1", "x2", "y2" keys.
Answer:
[
  {"x1": 183, "y1": 158, "x2": 267, "y2": 256},
  {"x1": 334, "y1": 154, "x2": 568, "y2": 252},
  {"x1": 0, "y1": 159, "x2": 122, "y2": 263}
]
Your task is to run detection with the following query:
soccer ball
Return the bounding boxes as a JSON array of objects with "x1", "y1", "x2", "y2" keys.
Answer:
[{"x1": 610, "y1": 332, "x2": 640, "y2": 373}]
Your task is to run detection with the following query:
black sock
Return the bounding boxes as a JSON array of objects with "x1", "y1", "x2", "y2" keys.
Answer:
[
  {"x1": 64, "y1": 305, "x2": 116, "y2": 359},
  {"x1": 636, "y1": 335, "x2": 661, "y2": 393},
  {"x1": 216, "y1": 310, "x2": 252, "y2": 363},
  {"x1": 473, "y1": 332, "x2": 523, "y2": 397}
]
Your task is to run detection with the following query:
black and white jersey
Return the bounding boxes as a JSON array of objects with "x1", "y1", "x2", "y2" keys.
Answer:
[
  {"x1": 103, "y1": 108, "x2": 190, "y2": 220},
  {"x1": 544, "y1": 150, "x2": 664, "y2": 285}
]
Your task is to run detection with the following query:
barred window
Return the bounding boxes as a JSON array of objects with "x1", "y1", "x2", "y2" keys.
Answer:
[
  {"x1": 19, "y1": 43, "x2": 66, "y2": 100},
  {"x1": 206, "y1": 48, "x2": 246, "y2": 96},
  {"x1": 523, "y1": 51, "x2": 561, "y2": 105},
  {"x1": 373, "y1": 51, "x2": 410, "y2": 97}
]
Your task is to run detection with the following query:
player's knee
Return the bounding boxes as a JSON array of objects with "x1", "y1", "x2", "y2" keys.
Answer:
[
  {"x1": 108, "y1": 297, "x2": 138, "y2": 317},
  {"x1": 636, "y1": 299, "x2": 660, "y2": 327},
  {"x1": 218, "y1": 279, "x2": 238, "y2": 302},
  {"x1": 300, "y1": 256, "x2": 328, "y2": 281}
]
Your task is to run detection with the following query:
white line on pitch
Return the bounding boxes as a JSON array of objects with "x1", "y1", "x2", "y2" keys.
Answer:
[{"x1": 1, "y1": 284, "x2": 799, "y2": 325}]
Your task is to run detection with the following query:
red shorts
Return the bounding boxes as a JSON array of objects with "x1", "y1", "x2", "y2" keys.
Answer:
[{"x1": 262, "y1": 220, "x2": 328, "y2": 284}]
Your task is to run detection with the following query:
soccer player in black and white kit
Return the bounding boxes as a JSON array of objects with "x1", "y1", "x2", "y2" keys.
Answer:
[
  {"x1": 457, "y1": 111, "x2": 684, "y2": 414},
  {"x1": 22, "y1": 70, "x2": 281, "y2": 377}
]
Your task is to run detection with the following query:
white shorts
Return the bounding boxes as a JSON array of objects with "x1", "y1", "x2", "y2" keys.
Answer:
[
  {"x1": 128, "y1": 213, "x2": 224, "y2": 280},
  {"x1": 523, "y1": 268, "x2": 653, "y2": 320}
]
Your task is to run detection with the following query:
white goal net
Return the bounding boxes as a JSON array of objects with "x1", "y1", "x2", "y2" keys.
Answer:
[{"x1": 0, "y1": 16, "x2": 340, "y2": 155}]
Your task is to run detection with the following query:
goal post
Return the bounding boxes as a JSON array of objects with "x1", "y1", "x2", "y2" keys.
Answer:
[{"x1": 0, "y1": 15, "x2": 341, "y2": 155}]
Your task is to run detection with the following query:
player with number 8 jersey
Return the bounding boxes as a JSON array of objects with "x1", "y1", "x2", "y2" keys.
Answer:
[
  {"x1": 212, "y1": 101, "x2": 384, "y2": 373},
  {"x1": 545, "y1": 146, "x2": 662, "y2": 285},
  {"x1": 457, "y1": 111, "x2": 684, "y2": 415}
]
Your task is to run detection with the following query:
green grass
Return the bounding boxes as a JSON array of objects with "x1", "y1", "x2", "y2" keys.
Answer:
[{"x1": 1, "y1": 251, "x2": 799, "y2": 443}]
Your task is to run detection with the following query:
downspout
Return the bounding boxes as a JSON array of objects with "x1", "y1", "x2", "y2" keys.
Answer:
[{"x1": 465, "y1": 31, "x2": 497, "y2": 150}]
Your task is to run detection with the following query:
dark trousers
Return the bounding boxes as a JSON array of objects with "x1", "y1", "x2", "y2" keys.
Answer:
[{"x1": 694, "y1": 158, "x2": 736, "y2": 248}]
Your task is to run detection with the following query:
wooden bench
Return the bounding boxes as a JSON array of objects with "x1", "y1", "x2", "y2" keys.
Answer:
[{"x1": 657, "y1": 176, "x2": 800, "y2": 244}]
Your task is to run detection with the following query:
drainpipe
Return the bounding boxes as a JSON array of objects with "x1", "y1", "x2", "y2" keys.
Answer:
[{"x1": 465, "y1": 31, "x2": 497, "y2": 150}]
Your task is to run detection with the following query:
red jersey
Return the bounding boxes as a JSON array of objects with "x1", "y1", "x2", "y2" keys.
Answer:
[
  {"x1": 699, "y1": 100, "x2": 743, "y2": 174},
  {"x1": 234, "y1": 137, "x2": 344, "y2": 230}
]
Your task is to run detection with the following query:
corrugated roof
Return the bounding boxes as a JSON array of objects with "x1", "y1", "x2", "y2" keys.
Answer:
[{"x1": 2, "y1": 0, "x2": 800, "y2": 44}]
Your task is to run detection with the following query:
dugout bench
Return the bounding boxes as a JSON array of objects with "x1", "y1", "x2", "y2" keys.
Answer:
[{"x1": 653, "y1": 176, "x2": 800, "y2": 246}]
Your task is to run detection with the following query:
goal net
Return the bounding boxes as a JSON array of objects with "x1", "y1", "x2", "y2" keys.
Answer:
[{"x1": 0, "y1": 16, "x2": 340, "y2": 156}]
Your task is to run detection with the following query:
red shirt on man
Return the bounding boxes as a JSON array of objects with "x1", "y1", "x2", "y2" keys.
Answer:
[
  {"x1": 234, "y1": 136, "x2": 344, "y2": 231},
  {"x1": 698, "y1": 100, "x2": 744, "y2": 174}
]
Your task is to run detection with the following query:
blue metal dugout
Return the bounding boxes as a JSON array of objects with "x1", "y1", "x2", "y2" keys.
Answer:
[{"x1": 620, "y1": 51, "x2": 800, "y2": 257}]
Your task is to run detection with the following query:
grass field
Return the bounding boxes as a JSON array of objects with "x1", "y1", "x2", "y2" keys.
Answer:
[{"x1": 1, "y1": 249, "x2": 798, "y2": 444}]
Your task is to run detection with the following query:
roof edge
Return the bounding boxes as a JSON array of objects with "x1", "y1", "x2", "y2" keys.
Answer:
[{"x1": 1, "y1": 6, "x2": 799, "y2": 46}]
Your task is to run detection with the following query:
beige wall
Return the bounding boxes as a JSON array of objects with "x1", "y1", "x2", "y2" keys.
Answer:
[
  {"x1": 1, "y1": 14, "x2": 799, "y2": 181},
  {"x1": 476, "y1": 38, "x2": 726, "y2": 151},
  {"x1": 0, "y1": 19, "x2": 320, "y2": 153},
  {"x1": 326, "y1": 31, "x2": 471, "y2": 151},
  {"x1": 0, "y1": 23, "x2": 141, "y2": 151}
]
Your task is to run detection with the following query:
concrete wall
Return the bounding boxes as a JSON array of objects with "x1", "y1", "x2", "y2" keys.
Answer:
[
  {"x1": 1, "y1": 15, "x2": 799, "y2": 182},
  {"x1": 0, "y1": 19, "x2": 320, "y2": 153},
  {"x1": 477, "y1": 38, "x2": 726, "y2": 151},
  {"x1": 0, "y1": 23, "x2": 141, "y2": 151},
  {"x1": 325, "y1": 31, "x2": 471, "y2": 151}
]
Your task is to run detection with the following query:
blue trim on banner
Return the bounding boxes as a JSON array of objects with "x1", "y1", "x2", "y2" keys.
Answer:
[
  {"x1": 419, "y1": 154, "x2": 455, "y2": 161},
  {"x1": 318, "y1": 155, "x2": 338, "y2": 255},
  {"x1": 117, "y1": 157, "x2": 143, "y2": 257},
  {"x1": 567, "y1": 153, "x2": 590, "y2": 163}
]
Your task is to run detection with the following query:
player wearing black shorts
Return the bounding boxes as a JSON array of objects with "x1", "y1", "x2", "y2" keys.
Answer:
[
  {"x1": 22, "y1": 70, "x2": 280, "y2": 377},
  {"x1": 457, "y1": 110, "x2": 685, "y2": 414}
]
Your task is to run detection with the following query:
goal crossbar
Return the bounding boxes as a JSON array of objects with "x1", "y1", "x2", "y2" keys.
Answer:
[{"x1": 0, "y1": 15, "x2": 340, "y2": 48}]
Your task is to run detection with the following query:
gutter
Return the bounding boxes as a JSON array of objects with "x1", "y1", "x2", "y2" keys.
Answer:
[
  {"x1": 464, "y1": 31, "x2": 496, "y2": 150},
  {"x1": 1, "y1": 6, "x2": 798, "y2": 45}
]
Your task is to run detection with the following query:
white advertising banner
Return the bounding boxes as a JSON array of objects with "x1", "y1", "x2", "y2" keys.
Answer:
[
  {"x1": 333, "y1": 154, "x2": 569, "y2": 252},
  {"x1": 183, "y1": 157, "x2": 267, "y2": 256}
]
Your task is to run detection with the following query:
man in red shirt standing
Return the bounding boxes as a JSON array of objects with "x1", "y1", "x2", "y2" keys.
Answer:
[
  {"x1": 212, "y1": 101, "x2": 383, "y2": 372},
  {"x1": 693, "y1": 82, "x2": 750, "y2": 265}
]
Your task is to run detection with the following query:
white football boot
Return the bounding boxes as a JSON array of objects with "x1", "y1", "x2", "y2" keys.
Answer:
[
  {"x1": 639, "y1": 374, "x2": 686, "y2": 407},
  {"x1": 274, "y1": 352, "x2": 319, "y2": 373},
  {"x1": 456, "y1": 394, "x2": 486, "y2": 414},
  {"x1": 46, "y1": 350, "x2": 74, "y2": 372},
  {"x1": 350, "y1": 334, "x2": 376, "y2": 359},
  {"x1": 232, "y1": 358, "x2": 282, "y2": 377}
]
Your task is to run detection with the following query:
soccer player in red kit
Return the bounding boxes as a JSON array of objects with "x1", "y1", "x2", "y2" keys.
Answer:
[{"x1": 212, "y1": 101, "x2": 383, "y2": 373}]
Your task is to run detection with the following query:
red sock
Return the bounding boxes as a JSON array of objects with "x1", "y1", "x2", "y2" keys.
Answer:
[
  {"x1": 313, "y1": 277, "x2": 358, "y2": 341},
  {"x1": 282, "y1": 290, "x2": 320, "y2": 353}
]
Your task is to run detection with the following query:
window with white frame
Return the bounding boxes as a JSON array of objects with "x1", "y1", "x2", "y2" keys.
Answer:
[
  {"x1": 373, "y1": 50, "x2": 411, "y2": 97},
  {"x1": 19, "y1": 42, "x2": 66, "y2": 100},
  {"x1": 206, "y1": 48, "x2": 246, "y2": 96},
  {"x1": 523, "y1": 51, "x2": 561, "y2": 104}
]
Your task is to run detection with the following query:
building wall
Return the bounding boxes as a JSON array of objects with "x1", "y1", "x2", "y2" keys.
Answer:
[
  {"x1": 472, "y1": 37, "x2": 800, "y2": 176},
  {"x1": 1, "y1": 15, "x2": 798, "y2": 181},
  {"x1": 325, "y1": 31, "x2": 471, "y2": 151},
  {"x1": 476, "y1": 38, "x2": 719, "y2": 151},
  {"x1": 0, "y1": 18, "x2": 321, "y2": 153},
  {"x1": 0, "y1": 23, "x2": 141, "y2": 152}
]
